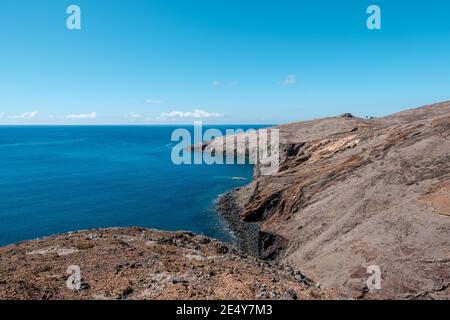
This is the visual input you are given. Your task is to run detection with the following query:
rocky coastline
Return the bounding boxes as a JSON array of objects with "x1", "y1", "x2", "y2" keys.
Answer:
[
  {"x1": 211, "y1": 101, "x2": 450, "y2": 299},
  {"x1": 1, "y1": 100, "x2": 449, "y2": 300},
  {"x1": 215, "y1": 190, "x2": 260, "y2": 257}
]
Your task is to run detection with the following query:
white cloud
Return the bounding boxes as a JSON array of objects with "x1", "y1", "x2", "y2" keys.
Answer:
[
  {"x1": 212, "y1": 80, "x2": 239, "y2": 88},
  {"x1": 66, "y1": 112, "x2": 97, "y2": 119},
  {"x1": 160, "y1": 109, "x2": 223, "y2": 119},
  {"x1": 128, "y1": 112, "x2": 142, "y2": 118},
  {"x1": 281, "y1": 74, "x2": 296, "y2": 86},
  {"x1": 145, "y1": 99, "x2": 163, "y2": 104},
  {"x1": 7, "y1": 110, "x2": 39, "y2": 119},
  {"x1": 0, "y1": 112, "x2": 4, "y2": 118}
]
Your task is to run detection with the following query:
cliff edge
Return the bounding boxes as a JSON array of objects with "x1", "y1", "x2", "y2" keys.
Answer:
[{"x1": 219, "y1": 101, "x2": 450, "y2": 299}]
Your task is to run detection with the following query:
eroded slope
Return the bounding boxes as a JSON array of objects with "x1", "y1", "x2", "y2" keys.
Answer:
[{"x1": 230, "y1": 101, "x2": 450, "y2": 299}]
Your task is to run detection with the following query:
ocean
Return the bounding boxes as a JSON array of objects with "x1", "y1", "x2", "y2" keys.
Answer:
[{"x1": 0, "y1": 125, "x2": 262, "y2": 246}]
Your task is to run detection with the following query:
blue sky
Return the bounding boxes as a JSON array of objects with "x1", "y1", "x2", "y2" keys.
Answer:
[{"x1": 0, "y1": 0, "x2": 449, "y2": 124}]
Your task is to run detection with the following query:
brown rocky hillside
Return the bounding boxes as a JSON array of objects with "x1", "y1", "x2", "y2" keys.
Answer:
[
  {"x1": 219, "y1": 101, "x2": 450, "y2": 299},
  {"x1": 0, "y1": 227, "x2": 337, "y2": 300},
  {"x1": 1, "y1": 101, "x2": 449, "y2": 300}
]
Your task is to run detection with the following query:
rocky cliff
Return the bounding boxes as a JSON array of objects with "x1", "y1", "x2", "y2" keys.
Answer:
[
  {"x1": 217, "y1": 101, "x2": 450, "y2": 299},
  {"x1": 1, "y1": 101, "x2": 449, "y2": 300}
]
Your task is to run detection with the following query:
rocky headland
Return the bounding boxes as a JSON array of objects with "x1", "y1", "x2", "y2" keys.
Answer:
[
  {"x1": 1, "y1": 101, "x2": 449, "y2": 300},
  {"x1": 212, "y1": 101, "x2": 450, "y2": 299}
]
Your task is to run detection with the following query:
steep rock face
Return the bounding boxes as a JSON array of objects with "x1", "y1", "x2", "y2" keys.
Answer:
[
  {"x1": 229, "y1": 101, "x2": 450, "y2": 299},
  {"x1": 1, "y1": 102, "x2": 449, "y2": 300},
  {"x1": 0, "y1": 228, "x2": 338, "y2": 300}
]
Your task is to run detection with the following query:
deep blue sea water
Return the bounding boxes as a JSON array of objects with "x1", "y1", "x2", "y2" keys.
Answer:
[{"x1": 0, "y1": 125, "x2": 263, "y2": 246}]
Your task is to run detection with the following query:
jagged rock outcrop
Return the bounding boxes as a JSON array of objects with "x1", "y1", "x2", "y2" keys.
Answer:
[
  {"x1": 0, "y1": 227, "x2": 338, "y2": 300},
  {"x1": 219, "y1": 101, "x2": 450, "y2": 299}
]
